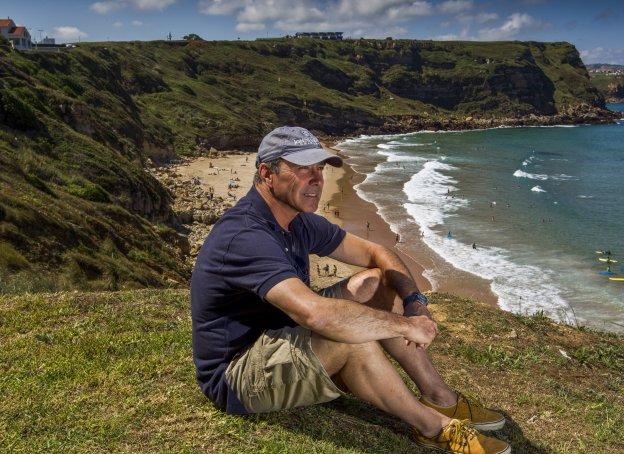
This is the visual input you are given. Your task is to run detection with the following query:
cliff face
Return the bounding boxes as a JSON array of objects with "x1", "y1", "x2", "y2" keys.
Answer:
[
  {"x1": 0, "y1": 39, "x2": 613, "y2": 291},
  {"x1": 591, "y1": 73, "x2": 624, "y2": 102}
]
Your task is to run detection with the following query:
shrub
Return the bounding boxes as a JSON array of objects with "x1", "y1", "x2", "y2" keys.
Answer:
[
  {"x1": 0, "y1": 242, "x2": 30, "y2": 271},
  {"x1": 66, "y1": 181, "x2": 110, "y2": 203},
  {"x1": 0, "y1": 89, "x2": 41, "y2": 130},
  {"x1": 24, "y1": 172, "x2": 56, "y2": 197}
]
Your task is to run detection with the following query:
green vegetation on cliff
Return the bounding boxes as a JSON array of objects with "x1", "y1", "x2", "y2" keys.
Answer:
[
  {"x1": 1, "y1": 290, "x2": 622, "y2": 452},
  {"x1": 0, "y1": 39, "x2": 610, "y2": 291},
  {"x1": 591, "y1": 74, "x2": 624, "y2": 102}
]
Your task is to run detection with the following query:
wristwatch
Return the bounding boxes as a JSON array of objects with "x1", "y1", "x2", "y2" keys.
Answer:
[{"x1": 402, "y1": 291, "x2": 428, "y2": 308}]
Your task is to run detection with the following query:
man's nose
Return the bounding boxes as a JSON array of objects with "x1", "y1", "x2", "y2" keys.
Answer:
[{"x1": 310, "y1": 167, "x2": 324, "y2": 182}]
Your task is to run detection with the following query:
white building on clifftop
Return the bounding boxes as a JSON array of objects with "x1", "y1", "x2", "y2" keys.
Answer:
[{"x1": 0, "y1": 17, "x2": 32, "y2": 50}]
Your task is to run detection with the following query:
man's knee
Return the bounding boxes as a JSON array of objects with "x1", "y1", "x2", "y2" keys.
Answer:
[
  {"x1": 311, "y1": 333, "x2": 382, "y2": 376},
  {"x1": 347, "y1": 268, "x2": 402, "y2": 313},
  {"x1": 347, "y1": 267, "x2": 384, "y2": 302}
]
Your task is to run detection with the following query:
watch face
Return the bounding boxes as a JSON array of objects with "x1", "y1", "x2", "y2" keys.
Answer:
[{"x1": 416, "y1": 293, "x2": 428, "y2": 305}]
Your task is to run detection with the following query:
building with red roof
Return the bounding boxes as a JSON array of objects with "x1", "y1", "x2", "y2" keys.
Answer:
[{"x1": 0, "y1": 17, "x2": 32, "y2": 50}]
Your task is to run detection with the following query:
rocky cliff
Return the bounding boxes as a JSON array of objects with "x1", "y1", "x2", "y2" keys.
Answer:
[{"x1": 0, "y1": 38, "x2": 616, "y2": 291}]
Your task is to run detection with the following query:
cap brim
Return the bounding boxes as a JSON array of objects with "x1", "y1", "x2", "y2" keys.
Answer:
[{"x1": 281, "y1": 148, "x2": 343, "y2": 167}]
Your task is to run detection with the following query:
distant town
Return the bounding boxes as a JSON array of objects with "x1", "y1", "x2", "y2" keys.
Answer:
[{"x1": 587, "y1": 64, "x2": 624, "y2": 76}]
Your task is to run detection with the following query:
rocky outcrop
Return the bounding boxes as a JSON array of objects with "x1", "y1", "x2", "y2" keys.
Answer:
[{"x1": 150, "y1": 161, "x2": 231, "y2": 260}]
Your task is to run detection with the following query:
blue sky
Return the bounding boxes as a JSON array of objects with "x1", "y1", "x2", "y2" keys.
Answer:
[{"x1": 3, "y1": 0, "x2": 623, "y2": 64}]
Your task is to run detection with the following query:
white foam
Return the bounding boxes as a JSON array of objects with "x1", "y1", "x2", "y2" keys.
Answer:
[
  {"x1": 377, "y1": 150, "x2": 428, "y2": 163},
  {"x1": 403, "y1": 162, "x2": 572, "y2": 322},
  {"x1": 376, "y1": 143, "x2": 396, "y2": 149},
  {"x1": 531, "y1": 185, "x2": 546, "y2": 193},
  {"x1": 388, "y1": 140, "x2": 434, "y2": 147},
  {"x1": 578, "y1": 194, "x2": 594, "y2": 199},
  {"x1": 551, "y1": 174, "x2": 576, "y2": 181},
  {"x1": 513, "y1": 169, "x2": 548, "y2": 180},
  {"x1": 514, "y1": 169, "x2": 577, "y2": 181}
]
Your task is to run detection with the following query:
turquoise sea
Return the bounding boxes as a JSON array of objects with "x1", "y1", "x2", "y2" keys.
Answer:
[{"x1": 338, "y1": 104, "x2": 624, "y2": 331}]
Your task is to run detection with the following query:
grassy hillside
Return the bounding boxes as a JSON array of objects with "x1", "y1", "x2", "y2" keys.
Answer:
[
  {"x1": 0, "y1": 38, "x2": 611, "y2": 291},
  {"x1": 591, "y1": 74, "x2": 624, "y2": 102},
  {"x1": 1, "y1": 289, "x2": 622, "y2": 452}
]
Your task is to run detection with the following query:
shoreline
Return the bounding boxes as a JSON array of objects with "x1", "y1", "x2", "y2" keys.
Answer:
[{"x1": 325, "y1": 147, "x2": 499, "y2": 307}]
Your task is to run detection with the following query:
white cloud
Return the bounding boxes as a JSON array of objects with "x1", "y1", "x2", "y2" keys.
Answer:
[
  {"x1": 434, "y1": 25, "x2": 470, "y2": 40},
  {"x1": 198, "y1": 0, "x2": 434, "y2": 37},
  {"x1": 131, "y1": 0, "x2": 176, "y2": 10},
  {"x1": 113, "y1": 21, "x2": 124, "y2": 27},
  {"x1": 53, "y1": 26, "x2": 88, "y2": 40},
  {"x1": 91, "y1": 1, "x2": 122, "y2": 14},
  {"x1": 236, "y1": 22, "x2": 266, "y2": 32},
  {"x1": 580, "y1": 47, "x2": 624, "y2": 65},
  {"x1": 132, "y1": 20, "x2": 143, "y2": 26},
  {"x1": 473, "y1": 12, "x2": 498, "y2": 24},
  {"x1": 456, "y1": 11, "x2": 498, "y2": 24},
  {"x1": 91, "y1": 0, "x2": 176, "y2": 14},
  {"x1": 438, "y1": 0, "x2": 473, "y2": 14},
  {"x1": 198, "y1": 0, "x2": 246, "y2": 15},
  {"x1": 478, "y1": 12, "x2": 543, "y2": 40}
]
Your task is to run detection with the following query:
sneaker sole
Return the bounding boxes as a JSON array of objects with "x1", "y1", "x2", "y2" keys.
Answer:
[
  {"x1": 470, "y1": 418, "x2": 506, "y2": 432},
  {"x1": 415, "y1": 439, "x2": 511, "y2": 454}
]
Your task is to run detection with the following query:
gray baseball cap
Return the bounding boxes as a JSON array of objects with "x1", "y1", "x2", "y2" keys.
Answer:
[{"x1": 256, "y1": 126, "x2": 343, "y2": 168}]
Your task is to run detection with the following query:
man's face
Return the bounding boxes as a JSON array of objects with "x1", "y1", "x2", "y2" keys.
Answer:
[{"x1": 268, "y1": 160, "x2": 325, "y2": 213}]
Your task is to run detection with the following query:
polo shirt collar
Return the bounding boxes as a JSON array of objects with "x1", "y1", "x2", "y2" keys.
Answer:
[{"x1": 247, "y1": 186, "x2": 300, "y2": 233}]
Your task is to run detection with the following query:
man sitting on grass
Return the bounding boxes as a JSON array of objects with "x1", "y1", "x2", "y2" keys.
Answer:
[{"x1": 191, "y1": 126, "x2": 510, "y2": 454}]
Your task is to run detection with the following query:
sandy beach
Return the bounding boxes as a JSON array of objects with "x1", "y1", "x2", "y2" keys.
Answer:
[{"x1": 173, "y1": 146, "x2": 497, "y2": 306}]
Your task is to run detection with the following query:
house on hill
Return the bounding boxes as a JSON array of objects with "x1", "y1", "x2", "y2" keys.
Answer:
[{"x1": 0, "y1": 18, "x2": 32, "y2": 50}]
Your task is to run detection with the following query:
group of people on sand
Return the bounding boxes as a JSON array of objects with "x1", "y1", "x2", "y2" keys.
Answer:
[
  {"x1": 191, "y1": 126, "x2": 512, "y2": 454},
  {"x1": 316, "y1": 263, "x2": 338, "y2": 277}
]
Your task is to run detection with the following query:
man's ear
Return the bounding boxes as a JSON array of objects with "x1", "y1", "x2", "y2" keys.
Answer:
[{"x1": 258, "y1": 163, "x2": 273, "y2": 187}]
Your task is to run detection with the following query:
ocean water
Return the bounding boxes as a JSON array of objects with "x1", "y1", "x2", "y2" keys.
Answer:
[{"x1": 337, "y1": 104, "x2": 624, "y2": 331}]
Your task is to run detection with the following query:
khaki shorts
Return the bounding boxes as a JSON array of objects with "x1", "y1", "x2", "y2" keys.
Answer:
[{"x1": 225, "y1": 280, "x2": 348, "y2": 414}]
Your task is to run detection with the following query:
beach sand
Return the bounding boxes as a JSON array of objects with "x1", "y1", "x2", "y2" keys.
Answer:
[
  {"x1": 177, "y1": 148, "x2": 497, "y2": 306},
  {"x1": 175, "y1": 153, "x2": 256, "y2": 201}
]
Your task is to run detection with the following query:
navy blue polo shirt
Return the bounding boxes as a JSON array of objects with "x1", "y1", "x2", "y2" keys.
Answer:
[{"x1": 191, "y1": 186, "x2": 346, "y2": 414}]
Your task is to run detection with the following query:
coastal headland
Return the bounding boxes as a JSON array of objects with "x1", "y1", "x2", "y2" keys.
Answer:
[
  {"x1": 1, "y1": 36, "x2": 623, "y2": 452},
  {"x1": 1, "y1": 37, "x2": 620, "y2": 292}
]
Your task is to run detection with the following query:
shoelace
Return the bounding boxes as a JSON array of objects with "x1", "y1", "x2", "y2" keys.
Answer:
[
  {"x1": 456, "y1": 392, "x2": 481, "y2": 420},
  {"x1": 445, "y1": 419, "x2": 478, "y2": 448}
]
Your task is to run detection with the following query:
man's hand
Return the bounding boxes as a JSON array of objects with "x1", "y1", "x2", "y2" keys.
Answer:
[
  {"x1": 404, "y1": 300, "x2": 433, "y2": 320},
  {"x1": 403, "y1": 315, "x2": 437, "y2": 349}
]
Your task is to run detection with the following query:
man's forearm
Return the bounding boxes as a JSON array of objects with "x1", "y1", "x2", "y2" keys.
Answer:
[{"x1": 307, "y1": 296, "x2": 409, "y2": 344}]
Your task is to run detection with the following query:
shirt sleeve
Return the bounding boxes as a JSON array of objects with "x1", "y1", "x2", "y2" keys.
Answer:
[
  {"x1": 301, "y1": 213, "x2": 346, "y2": 257},
  {"x1": 221, "y1": 228, "x2": 299, "y2": 299}
]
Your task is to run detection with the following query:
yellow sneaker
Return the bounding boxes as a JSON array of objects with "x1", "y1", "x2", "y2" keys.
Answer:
[
  {"x1": 415, "y1": 419, "x2": 510, "y2": 454},
  {"x1": 420, "y1": 392, "x2": 506, "y2": 431}
]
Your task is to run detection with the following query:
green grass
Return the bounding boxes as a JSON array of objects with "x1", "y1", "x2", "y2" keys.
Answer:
[{"x1": 1, "y1": 290, "x2": 622, "y2": 452}]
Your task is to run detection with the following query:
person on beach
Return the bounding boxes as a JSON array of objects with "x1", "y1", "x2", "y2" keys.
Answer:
[{"x1": 191, "y1": 126, "x2": 509, "y2": 454}]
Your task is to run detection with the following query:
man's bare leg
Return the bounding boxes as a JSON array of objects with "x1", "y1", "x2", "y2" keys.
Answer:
[
  {"x1": 311, "y1": 332, "x2": 450, "y2": 437},
  {"x1": 335, "y1": 268, "x2": 457, "y2": 406}
]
